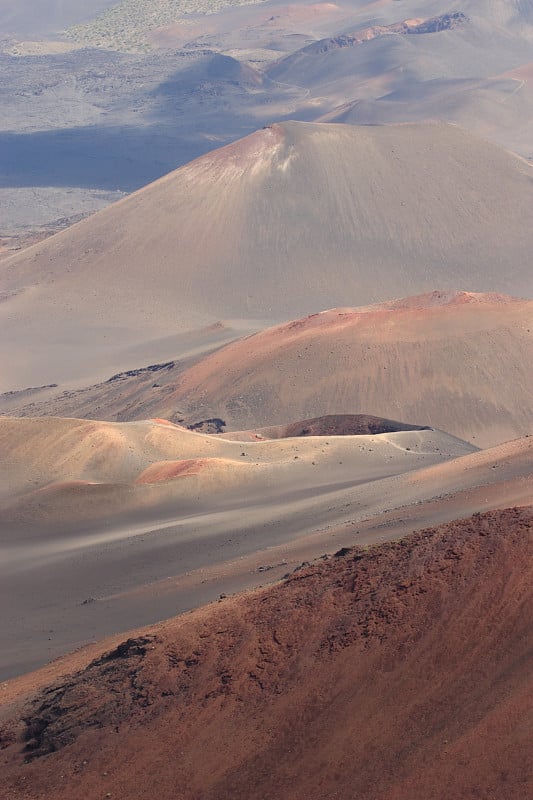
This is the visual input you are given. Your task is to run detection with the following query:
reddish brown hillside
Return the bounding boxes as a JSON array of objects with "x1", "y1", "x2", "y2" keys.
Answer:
[
  {"x1": 1, "y1": 507, "x2": 532, "y2": 800},
  {"x1": 170, "y1": 291, "x2": 533, "y2": 446},
  {"x1": 251, "y1": 413, "x2": 431, "y2": 438}
]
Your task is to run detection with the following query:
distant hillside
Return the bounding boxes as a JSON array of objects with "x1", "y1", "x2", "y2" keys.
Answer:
[
  {"x1": 170, "y1": 292, "x2": 533, "y2": 447},
  {"x1": 1, "y1": 121, "x2": 533, "y2": 392},
  {"x1": 64, "y1": 0, "x2": 266, "y2": 52}
]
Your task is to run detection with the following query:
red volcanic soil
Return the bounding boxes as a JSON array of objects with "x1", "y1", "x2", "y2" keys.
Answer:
[
  {"x1": 135, "y1": 458, "x2": 211, "y2": 484},
  {"x1": 1, "y1": 507, "x2": 531, "y2": 800},
  {"x1": 172, "y1": 291, "x2": 533, "y2": 446}
]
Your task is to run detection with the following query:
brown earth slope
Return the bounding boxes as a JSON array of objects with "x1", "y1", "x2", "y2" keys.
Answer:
[
  {"x1": 4, "y1": 291, "x2": 532, "y2": 450},
  {"x1": 2, "y1": 422, "x2": 531, "y2": 681},
  {"x1": 221, "y1": 413, "x2": 432, "y2": 440},
  {"x1": 168, "y1": 291, "x2": 533, "y2": 447},
  {"x1": 1, "y1": 120, "x2": 533, "y2": 391},
  {"x1": 1, "y1": 506, "x2": 531, "y2": 800}
]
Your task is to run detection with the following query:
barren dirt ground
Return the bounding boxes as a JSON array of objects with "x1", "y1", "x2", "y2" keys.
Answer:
[{"x1": 1, "y1": 506, "x2": 531, "y2": 800}]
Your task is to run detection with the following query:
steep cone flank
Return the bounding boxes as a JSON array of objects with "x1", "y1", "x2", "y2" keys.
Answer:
[
  {"x1": 1, "y1": 507, "x2": 532, "y2": 800},
  {"x1": 1, "y1": 121, "x2": 533, "y2": 389},
  {"x1": 170, "y1": 292, "x2": 533, "y2": 446}
]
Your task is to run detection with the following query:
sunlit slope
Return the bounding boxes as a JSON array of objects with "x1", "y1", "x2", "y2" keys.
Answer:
[
  {"x1": 170, "y1": 292, "x2": 533, "y2": 447},
  {"x1": 0, "y1": 415, "x2": 474, "y2": 529}
]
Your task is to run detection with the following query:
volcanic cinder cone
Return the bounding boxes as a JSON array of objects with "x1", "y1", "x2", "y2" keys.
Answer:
[
  {"x1": 1, "y1": 121, "x2": 532, "y2": 390},
  {"x1": 161, "y1": 291, "x2": 533, "y2": 447}
]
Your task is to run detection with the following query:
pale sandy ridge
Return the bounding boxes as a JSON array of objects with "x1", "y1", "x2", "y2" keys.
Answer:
[
  {"x1": 0, "y1": 415, "x2": 474, "y2": 529},
  {"x1": 1, "y1": 408, "x2": 531, "y2": 680}
]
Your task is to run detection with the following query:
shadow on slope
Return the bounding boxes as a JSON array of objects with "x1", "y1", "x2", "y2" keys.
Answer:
[{"x1": 0, "y1": 123, "x2": 238, "y2": 192}]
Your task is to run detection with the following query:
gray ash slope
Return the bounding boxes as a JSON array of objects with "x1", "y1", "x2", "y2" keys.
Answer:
[{"x1": 1, "y1": 120, "x2": 533, "y2": 391}]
